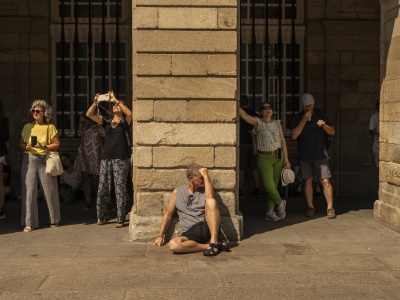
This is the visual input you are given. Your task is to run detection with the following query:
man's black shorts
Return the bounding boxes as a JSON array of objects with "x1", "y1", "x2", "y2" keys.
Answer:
[{"x1": 181, "y1": 221, "x2": 211, "y2": 244}]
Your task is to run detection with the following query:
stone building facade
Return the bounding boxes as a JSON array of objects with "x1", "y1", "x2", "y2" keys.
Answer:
[
  {"x1": 0, "y1": 1, "x2": 399, "y2": 238},
  {"x1": 130, "y1": 0, "x2": 242, "y2": 240},
  {"x1": 374, "y1": 0, "x2": 400, "y2": 231}
]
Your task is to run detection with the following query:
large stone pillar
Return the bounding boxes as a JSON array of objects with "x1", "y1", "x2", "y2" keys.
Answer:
[
  {"x1": 129, "y1": 0, "x2": 243, "y2": 241},
  {"x1": 374, "y1": 0, "x2": 400, "y2": 231}
]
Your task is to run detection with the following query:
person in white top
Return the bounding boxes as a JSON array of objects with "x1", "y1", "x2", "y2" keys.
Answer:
[
  {"x1": 59, "y1": 153, "x2": 83, "y2": 204},
  {"x1": 368, "y1": 100, "x2": 379, "y2": 168},
  {"x1": 239, "y1": 102, "x2": 291, "y2": 222}
]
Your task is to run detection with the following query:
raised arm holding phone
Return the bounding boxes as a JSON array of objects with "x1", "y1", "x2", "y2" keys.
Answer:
[{"x1": 86, "y1": 91, "x2": 132, "y2": 228}]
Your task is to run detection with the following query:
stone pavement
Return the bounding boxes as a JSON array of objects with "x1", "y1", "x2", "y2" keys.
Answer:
[{"x1": 0, "y1": 194, "x2": 400, "y2": 299}]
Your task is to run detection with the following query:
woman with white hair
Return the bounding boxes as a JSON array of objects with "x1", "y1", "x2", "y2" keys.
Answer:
[{"x1": 19, "y1": 100, "x2": 61, "y2": 232}]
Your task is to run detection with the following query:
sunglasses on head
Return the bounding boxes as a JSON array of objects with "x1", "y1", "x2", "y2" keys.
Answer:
[
  {"x1": 187, "y1": 194, "x2": 194, "y2": 206},
  {"x1": 31, "y1": 109, "x2": 43, "y2": 114},
  {"x1": 261, "y1": 105, "x2": 272, "y2": 110}
]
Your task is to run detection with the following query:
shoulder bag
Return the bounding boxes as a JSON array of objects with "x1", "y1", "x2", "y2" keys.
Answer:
[{"x1": 45, "y1": 125, "x2": 63, "y2": 176}]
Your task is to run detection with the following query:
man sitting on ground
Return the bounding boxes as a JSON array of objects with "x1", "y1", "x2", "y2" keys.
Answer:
[{"x1": 154, "y1": 163, "x2": 229, "y2": 256}]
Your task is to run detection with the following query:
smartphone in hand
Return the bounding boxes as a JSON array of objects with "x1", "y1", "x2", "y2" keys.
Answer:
[
  {"x1": 98, "y1": 94, "x2": 110, "y2": 102},
  {"x1": 31, "y1": 136, "x2": 38, "y2": 147}
]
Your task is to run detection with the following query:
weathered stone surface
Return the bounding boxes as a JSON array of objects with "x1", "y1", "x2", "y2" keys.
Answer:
[
  {"x1": 386, "y1": 59, "x2": 400, "y2": 80},
  {"x1": 380, "y1": 143, "x2": 400, "y2": 164},
  {"x1": 379, "y1": 182, "x2": 400, "y2": 208},
  {"x1": 136, "y1": 31, "x2": 237, "y2": 53},
  {"x1": 216, "y1": 191, "x2": 237, "y2": 216},
  {"x1": 137, "y1": 77, "x2": 236, "y2": 99},
  {"x1": 136, "y1": 7, "x2": 158, "y2": 28},
  {"x1": 135, "y1": 123, "x2": 236, "y2": 145},
  {"x1": 207, "y1": 54, "x2": 236, "y2": 75},
  {"x1": 136, "y1": 0, "x2": 237, "y2": 6},
  {"x1": 133, "y1": 146, "x2": 153, "y2": 168},
  {"x1": 217, "y1": 8, "x2": 237, "y2": 29},
  {"x1": 135, "y1": 192, "x2": 164, "y2": 216},
  {"x1": 341, "y1": 65, "x2": 375, "y2": 80},
  {"x1": 380, "y1": 121, "x2": 400, "y2": 144},
  {"x1": 380, "y1": 161, "x2": 400, "y2": 187},
  {"x1": 374, "y1": 200, "x2": 400, "y2": 232},
  {"x1": 215, "y1": 146, "x2": 237, "y2": 168},
  {"x1": 154, "y1": 100, "x2": 187, "y2": 121},
  {"x1": 158, "y1": 8, "x2": 217, "y2": 29},
  {"x1": 153, "y1": 146, "x2": 214, "y2": 168},
  {"x1": 137, "y1": 54, "x2": 171, "y2": 75},
  {"x1": 172, "y1": 54, "x2": 208, "y2": 76},
  {"x1": 187, "y1": 100, "x2": 236, "y2": 121},
  {"x1": 135, "y1": 169, "x2": 236, "y2": 190},
  {"x1": 134, "y1": 100, "x2": 154, "y2": 121}
]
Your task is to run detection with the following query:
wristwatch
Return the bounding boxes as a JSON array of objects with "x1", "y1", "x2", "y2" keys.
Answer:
[{"x1": 44, "y1": 145, "x2": 48, "y2": 149}]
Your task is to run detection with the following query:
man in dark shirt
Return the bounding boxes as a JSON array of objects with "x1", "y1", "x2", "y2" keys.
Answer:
[
  {"x1": 291, "y1": 93, "x2": 336, "y2": 219},
  {"x1": 154, "y1": 163, "x2": 229, "y2": 256}
]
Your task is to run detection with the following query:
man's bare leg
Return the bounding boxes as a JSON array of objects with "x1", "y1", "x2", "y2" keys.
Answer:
[
  {"x1": 168, "y1": 198, "x2": 221, "y2": 254},
  {"x1": 320, "y1": 178, "x2": 333, "y2": 209},
  {"x1": 168, "y1": 237, "x2": 208, "y2": 253},
  {"x1": 304, "y1": 177, "x2": 314, "y2": 208},
  {"x1": 205, "y1": 198, "x2": 220, "y2": 244}
]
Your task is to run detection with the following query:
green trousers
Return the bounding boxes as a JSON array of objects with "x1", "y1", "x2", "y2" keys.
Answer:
[{"x1": 257, "y1": 153, "x2": 284, "y2": 210}]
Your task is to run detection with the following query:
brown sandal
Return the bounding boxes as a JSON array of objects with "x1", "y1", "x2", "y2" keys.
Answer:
[
  {"x1": 23, "y1": 227, "x2": 32, "y2": 233},
  {"x1": 97, "y1": 218, "x2": 110, "y2": 225},
  {"x1": 115, "y1": 222, "x2": 124, "y2": 228}
]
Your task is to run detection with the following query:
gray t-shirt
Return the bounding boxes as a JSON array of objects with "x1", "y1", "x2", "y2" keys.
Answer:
[{"x1": 175, "y1": 185, "x2": 206, "y2": 232}]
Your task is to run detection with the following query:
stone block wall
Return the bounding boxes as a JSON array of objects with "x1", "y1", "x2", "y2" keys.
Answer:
[
  {"x1": 130, "y1": 0, "x2": 243, "y2": 241},
  {"x1": 374, "y1": 0, "x2": 400, "y2": 232}
]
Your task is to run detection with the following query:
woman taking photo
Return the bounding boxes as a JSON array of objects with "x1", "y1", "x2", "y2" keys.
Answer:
[
  {"x1": 86, "y1": 91, "x2": 132, "y2": 228},
  {"x1": 20, "y1": 100, "x2": 61, "y2": 232},
  {"x1": 0, "y1": 99, "x2": 10, "y2": 219},
  {"x1": 239, "y1": 102, "x2": 291, "y2": 221}
]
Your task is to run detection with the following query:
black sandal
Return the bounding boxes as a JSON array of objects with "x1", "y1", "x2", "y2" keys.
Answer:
[
  {"x1": 219, "y1": 240, "x2": 230, "y2": 252},
  {"x1": 203, "y1": 243, "x2": 221, "y2": 256}
]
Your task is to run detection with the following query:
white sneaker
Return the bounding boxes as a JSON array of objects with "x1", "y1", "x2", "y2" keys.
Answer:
[
  {"x1": 277, "y1": 200, "x2": 286, "y2": 219},
  {"x1": 265, "y1": 211, "x2": 281, "y2": 221}
]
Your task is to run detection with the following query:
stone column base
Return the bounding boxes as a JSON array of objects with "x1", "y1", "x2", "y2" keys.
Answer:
[
  {"x1": 129, "y1": 214, "x2": 243, "y2": 242},
  {"x1": 374, "y1": 200, "x2": 400, "y2": 233}
]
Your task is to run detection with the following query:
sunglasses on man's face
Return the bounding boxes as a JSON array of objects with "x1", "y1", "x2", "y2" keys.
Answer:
[
  {"x1": 261, "y1": 106, "x2": 272, "y2": 111},
  {"x1": 31, "y1": 109, "x2": 43, "y2": 114},
  {"x1": 187, "y1": 195, "x2": 194, "y2": 206}
]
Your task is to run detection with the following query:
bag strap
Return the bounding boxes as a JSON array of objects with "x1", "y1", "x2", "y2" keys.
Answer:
[
  {"x1": 121, "y1": 118, "x2": 132, "y2": 149},
  {"x1": 46, "y1": 125, "x2": 52, "y2": 146}
]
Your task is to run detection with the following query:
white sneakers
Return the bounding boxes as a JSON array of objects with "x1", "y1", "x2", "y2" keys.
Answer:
[
  {"x1": 277, "y1": 200, "x2": 286, "y2": 219},
  {"x1": 265, "y1": 200, "x2": 287, "y2": 221},
  {"x1": 265, "y1": 211, "x2": 281, "y2": 221}
]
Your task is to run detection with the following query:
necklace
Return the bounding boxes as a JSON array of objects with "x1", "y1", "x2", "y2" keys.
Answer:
[
  {"x1": 111, "y1": 116, "x2": 122, "y2": 129},
  {"x1": 262, "y1": 118, "x2": 273, "y2": 124}
]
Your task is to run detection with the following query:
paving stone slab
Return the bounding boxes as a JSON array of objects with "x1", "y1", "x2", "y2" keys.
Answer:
[
  {"x1": 38, "y1": 273, "x2": 222, "y2": 291},
  {"x1": 0, "y1": 256, "x2": 188, "y2": 275},
  {"x1": 76, "y1": 244, "x2": 147, "y2": 258},
  {"x1": 374, "y1": 254, "x2": 400, "y2": 270},
  {"x1": 0, "y1": 275, "x2": 47, "y2": 292},
  {"x1": 187, "y1": 255, "x2": 295, "y2": 273},
  {"x1": 221, "y1": 271, "x2": 395, "y2": 288},
  {"x1": 379, "y1": 271, "x2": 400, "y2": 286},
  {"x1": 230, "y1": 242, "x2": 316, "y2": 256},
  {"x1": 286, "y1": 254, "x2": 391, "y2": 272},
  {"x1": 308, "y1": 241, "x2": 400, "y2": 255},
  {"x1": 0, "y1": 291, "x2": 125, "y2": 300}
]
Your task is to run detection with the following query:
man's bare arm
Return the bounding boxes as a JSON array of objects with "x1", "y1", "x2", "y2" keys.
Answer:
[
  {"x1": 199, "y1": 168, "x2": 215, "y2": 199},
  {"x1": 155, "y1": 189, "x2": 177, "y2": 246}
]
